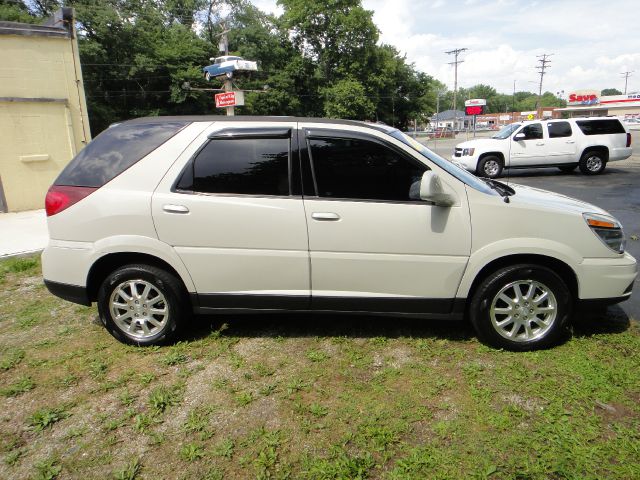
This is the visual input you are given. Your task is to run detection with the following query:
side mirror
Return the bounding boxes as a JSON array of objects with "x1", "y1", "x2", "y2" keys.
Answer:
[
  {"x1": 418, "y1": 171, "x2": 458, "y2": 207},
  {"x1": 513, "y1": 132, "x2": 526, "y2": 141}
]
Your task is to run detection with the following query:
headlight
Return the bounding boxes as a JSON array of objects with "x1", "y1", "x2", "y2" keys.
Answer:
[
  {"x1": 462, "y1": 148, "x2": 475, "y2": 156},
  {"x1": 583, "y1": 213, "x2": 625, "y2": 253}
]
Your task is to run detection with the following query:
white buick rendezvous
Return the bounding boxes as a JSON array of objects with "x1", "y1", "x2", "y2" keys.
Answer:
[{"x1": 42, "y1": 117, "x2": 637, "y2": 350}]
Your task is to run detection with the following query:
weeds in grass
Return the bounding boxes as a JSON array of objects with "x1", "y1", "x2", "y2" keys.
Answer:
[
  {"x1": 285, "y1": 378, "x2": 308, "y2": 395},
  {"x1": 1, "y1": 375, "x2": 35, "y2": 397},
  {"x1": 259, "y1": 383, "x2": 278, "y2": 396},
  {"x1": 112, "y1": 458, "x2": 142, "y2": 480},
  {"x1": 212, "y1": 438, "x2": 234, "y2": 459},
  {"x1": 0, "y1": 347, "x2": 24, "y2": 370},
  {"x1": 133, "y1": 413, "x2": 155, "y2": 433},
  {"x1": 138, "y1": 372, "x2": 156, "y2": 385},
  {"x1": 306, "y1": 349, "x2": 329, "y2": 362},
  {"x1": 183, "y1": 407, "x2": 214, "y2": 440},
  {"x1": 6, "y1": 257, "x2": 39, "y2": 273},
  {"x1": 28, "y1": 406, "x2": 71, "y2": 431},
  {"x1": 119, "y1": 389, "x2": 136, "y2": 407},
  {"x1": 308, "y1": 403, "x2": 329, "y2": 418},
  {"x1": 4, "y1": 449, "x2": 22, "y2": 466},
  {"x1": 203, "y1": 467, "x2": 225, "y2": 480},
  {"x1": 89, "y1": 359, "x2": 109, "y2": 379},
  {"x1": 235, "y1": 391, "x2": 254, "y2": 406},
  {"x1": 149, "y1": 384, "x2": 183, "y2": 413},
  {"x1": 162, "y1": 349, "x2": 189, "y2": 366},
  {"x1": 34, "y1": 457, "x2": 62, "y2": 480},
  {"x1": 180, "y1": 443, "x2": 205, "y2": 461}
]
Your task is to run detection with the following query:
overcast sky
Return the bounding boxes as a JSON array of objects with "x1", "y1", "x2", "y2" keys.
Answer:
[{"x1": 251, "y1": 0, "x2": 639, "y2": 98}]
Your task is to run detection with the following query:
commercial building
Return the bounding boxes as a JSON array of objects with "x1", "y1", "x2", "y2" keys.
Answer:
[
  {"x1": 0, "y1": 8, "x2": 90, "y2": 212},
  {"x1": 555, "y1": 90, "x2": 640, "y2": 118}
]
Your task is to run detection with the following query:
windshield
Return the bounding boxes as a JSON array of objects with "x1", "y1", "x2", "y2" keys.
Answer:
[
  {"x1": 492, "y1": 123, "x2": 521, "y2": 139},
  {"x1": 389, "y1": 130, "x2": 494, "y2": 195}
]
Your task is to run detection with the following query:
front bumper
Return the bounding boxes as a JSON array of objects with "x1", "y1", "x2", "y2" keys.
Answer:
[
  {"x1": 450, "y1": 155, "x2": 476, "y2": 172},
  {"x1": 577, "y1": 252, "x2": 637, "y2": 301}
]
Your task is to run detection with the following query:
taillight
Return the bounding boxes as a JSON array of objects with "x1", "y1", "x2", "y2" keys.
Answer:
[
  {"x1": 627, "y1": 133, "x2": 632, "y2": 148},
  {"x1": 45, "y1": 185, "x2": 97, "y2": 216}
]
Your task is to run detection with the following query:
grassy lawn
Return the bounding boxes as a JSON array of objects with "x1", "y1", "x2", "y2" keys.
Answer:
[{"x1": 0, "y1": 255, "x2": 639, "y2": 479}]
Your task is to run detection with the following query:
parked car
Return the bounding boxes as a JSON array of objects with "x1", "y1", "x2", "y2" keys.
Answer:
[
  {"x1": 623, "y1": 117, "x2": 640, "y2": 131},
  {"x1": 453, "y1": 117, "x2": 632, "y2": 178},
  {"x1": 203, "y1": 55, "x2": 258, "y2": 81},
  {"x1": 429, "y1": 127, "x2": 455, "y2": 139},
  {"x1": 42, "y1": 116, "x2": 637, "y2": 351}
]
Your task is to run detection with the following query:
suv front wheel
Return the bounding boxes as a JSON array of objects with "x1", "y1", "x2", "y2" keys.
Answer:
[
  {"x1": 97, "y1": 264, "x2": 188, "y2": 346},
  {"x1": 469, "y1": 264, "x2": 572, "y2": 351},
  {"x1": 477, "y1": 155, "x2": 503, "y2": 179}
]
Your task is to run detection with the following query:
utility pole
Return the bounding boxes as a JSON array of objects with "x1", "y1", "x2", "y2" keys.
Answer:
[
  {"x1": 621, "y1": 71, "x2": 634, "y2": 94},
  {"x1": 445, "y1": 47, "x2": 467, "y2": 132},
  {"x1": 219, "y1": 24, "x2": 234, "y2": 116},
  {"x1": 535, "y1": 53, "x2": 553, "y2": 118}
]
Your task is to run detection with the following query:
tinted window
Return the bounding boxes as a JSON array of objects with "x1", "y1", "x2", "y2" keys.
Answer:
[
  {"x1": 519, "y1": 123, "x2": 543, "y2": 140},
  {"x1": 180, "y1": 138, "x2": 289, "y2": 196},
  {"x1": 548, "y1": 121, "x2": 572, "y2": 138},
  {"x1": 308, "y1": 137, "x2": 425, "y2": 201},
  {"x1": 55, "y1": 122, "x2": 187, "y2": 187},
  {"x1": 576, "y1": 119, "x2": 625, "y2": 135}
]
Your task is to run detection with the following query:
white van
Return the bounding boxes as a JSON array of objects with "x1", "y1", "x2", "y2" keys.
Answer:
[
  {"x1": 453, "y1": 117, "x2": 632, "y2": 178},
  {"x1": 42, "y1": 117, "x2": 637, "y2": 350}
]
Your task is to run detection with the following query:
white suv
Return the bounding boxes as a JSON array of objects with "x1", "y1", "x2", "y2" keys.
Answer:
[
  {"x1": 42, "y1": 117, "x2": 637, "y2": 350},
  {"x1": 453, "y1": 117, "x2": 632, "y2": 178}
]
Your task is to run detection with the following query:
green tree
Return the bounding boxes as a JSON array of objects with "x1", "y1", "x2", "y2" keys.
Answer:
[
  {"x1": 278, "y1": 0, "x2": 378, "y2": 84},
  {"x1": 322, "y1": 78, "x2": 374, "y2": 119},
  {"x1": 601, "y1": 88, "x2": 622, "y2": 96}
]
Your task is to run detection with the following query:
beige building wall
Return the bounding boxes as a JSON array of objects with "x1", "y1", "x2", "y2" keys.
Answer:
[{"x1": 0, "y1": 11, "x2": 90, "y2": 212}]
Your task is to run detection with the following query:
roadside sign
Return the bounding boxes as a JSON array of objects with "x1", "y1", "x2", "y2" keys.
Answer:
[
  {"x1": 465, "y1": 98, "x2": 487, "y2": 106},
  {"x1": 527, "y1": 113, "x2": 535, "y2": 120},
  {"x1": 214, "y1": 91, "x2": 245, "y2": 108}
]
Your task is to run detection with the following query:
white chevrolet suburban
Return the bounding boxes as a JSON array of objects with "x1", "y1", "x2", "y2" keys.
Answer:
[
  {"x1": 42, "y1": 116, "x2": 637, "y2": 351},
  {"x1": 453, "y1": 117, "x2": 633, "y2": 178}
]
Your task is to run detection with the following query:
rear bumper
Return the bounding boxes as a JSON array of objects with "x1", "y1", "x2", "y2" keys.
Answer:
[{"x1": 44, "y1": 279, "x2": 91, "y2": 306}]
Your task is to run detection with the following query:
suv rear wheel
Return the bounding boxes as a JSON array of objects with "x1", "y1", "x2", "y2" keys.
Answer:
[
  {"x1": 469, "y1": 264, "x2": 572, "y2": 351},
  {"x1": 579, "y1": 150, "x2": 607, "y2": 175},
  {"x1": 97, "y1": 264, "x2": 189, "y2": 346},
  {"x1": 477, "y1": 155, "x2": 503, "y2": 178}
]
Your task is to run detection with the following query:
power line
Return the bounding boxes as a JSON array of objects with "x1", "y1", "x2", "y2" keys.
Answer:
[
  {"x1": 620, "y1": 70, "x2": 634, "y2": 94},
  {"x1": 535, "y1": 53, "x2": 553, "y2": 115}
]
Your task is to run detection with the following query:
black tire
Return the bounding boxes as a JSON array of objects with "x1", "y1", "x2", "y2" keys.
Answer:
[
  {"x1": 205, "y1": 71, "x2": 211, "y2": 82},
  {"x1": 468, "y1": 264, "x2": 572, "y2": 351},
  {"x1": 579, "y1": 150, "x2": 607, "y2": 175},
  {"x1": 477, "y1": 155, "x2": 503, "y2": 178},
  {"x1": 558, "y1": 165, "x2": 577, "y2": 173},
  {"x1": 97, "y1": 264, "x2": 189, "y2": 346}
]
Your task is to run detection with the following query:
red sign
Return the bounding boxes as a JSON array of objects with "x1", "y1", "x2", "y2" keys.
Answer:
[
  {"x1": 215, "y1": 92, "x2": 238, "y2": 108},
  {"x1": 567, "y1": 90, "x2": 599, "y2": 105},
  {"x1": 465, "y1": 105, "x2": 484, "y2": 115}
]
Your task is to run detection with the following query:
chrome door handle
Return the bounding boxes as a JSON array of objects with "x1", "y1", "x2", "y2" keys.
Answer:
[
  {"x1": 311, "y1": 212, "x2": 340, "y2": 221},
  {"x1": 566, "y1": 140, "x2": 575, "y2": 144},
  {"x1": 163, "y1": 204, "x2": 189, "y2": 214},
  {"x1": 535, "y1": 142, "x2": 545, "y2": 146}
]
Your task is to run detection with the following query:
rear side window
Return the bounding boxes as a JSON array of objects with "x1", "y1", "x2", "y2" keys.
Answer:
[
  {"x1": 548, "y1": 121, "x2": 572, "y2": 138},
  {"x1": 55, "y1": 122, "x2": 187, "y2": 187},
  {"x1": 576, "y1": 119, "x2": 625, "y2": 135},
  {"x1": 177, "y1": 138, "x2": 290, "y2": 196},
  {"x1": 307, "y1": 136, "x2": 425, "y2": 201}
]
